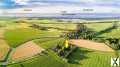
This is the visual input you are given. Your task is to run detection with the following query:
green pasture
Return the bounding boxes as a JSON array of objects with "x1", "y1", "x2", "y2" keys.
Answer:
[
  {"x1": 27, "y1": 19, "x2": 59, "y2": 23},
  {"x1": 85, "y1": 23, "x2": 113, "y2": 32},
  {"x1": 98, "y1": 29, "x2": 120, "y2": 38},
  {"x1": 4, "y1": 28, "x2": 61, "y2": 47},
  {"x1": 67, "y1": 47, "x2": 115, "y2": 67},
  {"x1": 37, "y1": 24, "x2": 77, "y2": 31},
  {"x1": 34, "y1": 38, "x2": 65, "y2": 49},
  {"x1": 0, "y1": 20, "x2": 15, "y2": 27}
]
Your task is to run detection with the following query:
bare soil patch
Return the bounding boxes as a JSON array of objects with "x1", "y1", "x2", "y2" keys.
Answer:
[
  {"x1": 11, "y1": 41, "x2": 44, "y2": 61},
  {"x1": 69, "y1": 39, "x2": 114, "y2": 52}
]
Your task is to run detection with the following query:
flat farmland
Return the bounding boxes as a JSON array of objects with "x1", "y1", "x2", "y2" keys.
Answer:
[
  {"x1": 0, "y1": 19, "x2": 119, "y2": 67},
  {"x1": 11, "y1": 41, "x2": 44, "y2": 61}
]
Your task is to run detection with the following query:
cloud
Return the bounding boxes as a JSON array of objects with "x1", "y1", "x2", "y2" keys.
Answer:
[
  {"x1": 0, "y1": 0, "x2": 120, "y2": 9},
  {"x1": 12, "y1": 0, "x2": 29, "y2": 5},
  {"x1": 19, "y1": 0, "x2": 120, "y2": 7},
  {"x1": 1, "y1": 0, "x2": 120, "y2": 17}
]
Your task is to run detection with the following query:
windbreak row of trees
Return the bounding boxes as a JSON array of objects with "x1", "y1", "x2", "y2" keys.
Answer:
[{"x1": 67, "y1": 23, "x2": 96, "y2": 40}]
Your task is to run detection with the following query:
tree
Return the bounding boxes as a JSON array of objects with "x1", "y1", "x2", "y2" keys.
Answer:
[
  {"x1": 113, "y1": 21, "x2": 119, "y2": 29},
  {"x1": 105, "y1": 38, "x2": 120, "y2": 50},
  {"x1": 75, "y1": 23, "x2": 95, "y2": 40}
]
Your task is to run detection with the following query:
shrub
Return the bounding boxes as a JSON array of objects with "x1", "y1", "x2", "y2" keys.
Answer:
[{"x1": 105, "y1": 38, "x2": 120, "y2": 50}]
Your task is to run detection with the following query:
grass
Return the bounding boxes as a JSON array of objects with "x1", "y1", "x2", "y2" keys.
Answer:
[
  {"x1": 98, "y1": 28, "x2": 120, "y2": 38},
  {"x1": 85, "y1": 23, "x2": 113, "y2": 32},
  {"x1": 4, "y1": 28, "x2": 61, "y2": 47},
  {"x1": 34, "y1": 38, "x2": 65, "y2": 49},
  {"x1": 7, "y1": 51, "x2": 68, "y2": 67},
  {"x1": 0, "y1": 19, "x2": 18, "y2": 25},
  {"x1": 85, "y1": 22, "x2": 120, "y2": 38},
  {"x1": 7, "y1": 47, "x2": 115, "y2": 67},
  {"x1": 1, "y1": 19, "x2": 120, "y2": 67},
  {"x1": 27, "y1": 19, "x2": 59, "y2": 23},
  {"x1": 67, "y1": 47, "x2": 115, "y2": 67},
  {"x1": 37, "y1": 24, "x2": 77, "y2": 31}
]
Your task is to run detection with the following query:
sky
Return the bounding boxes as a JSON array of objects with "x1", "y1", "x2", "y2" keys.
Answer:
[
  {"x1": 0, "y1": 0, "x2": 120, "y2": 17},
  {"x1": 0, "y1": 0, "x2": 120, "y2": 8}
]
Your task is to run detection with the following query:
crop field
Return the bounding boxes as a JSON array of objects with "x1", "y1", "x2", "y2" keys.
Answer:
[
  {"x1": 0, "y1": 40, "x2": 9, "y2": 61},
  {"x1": 0, "y1": 19, "x2": 120, "y2": 67},
  {"x1": 85, "y1": 23, "x2": 113, "y2": 32},
  {"x1": 67, "y1": 47, "x2": 115, "y2": 67},
  {"x1": 11, "y1": 41, "x2": 44, "y2": 62},
  {"x1": 4, "y1": 28, "x2": 61, "y2": 47},
  {"x1": 99, "y1": 29, "x2": 120, "y2": 38}
]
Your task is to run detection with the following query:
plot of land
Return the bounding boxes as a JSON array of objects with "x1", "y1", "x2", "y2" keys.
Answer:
[
  {"x1": 0, "y1": 40, "x2": 9, "y2": 60},
  {"x1": 1, "y1": 19, "x2": 119, "y2": 67},
  {"x1": 0, "y1": 29, "x2": 9, "y2": 60},
  {"x1": 69, "y1": 39, "x2": 114, "y2": 52},
  {"x1": 4, "y1": 28, "x2": 61, "y2": 47},
  {"x1": 11, "y1": 41, "x2": 44, "y2": 61},
  {"x1": 0, "y1": 29, "x2": 5, "y2": 38}
]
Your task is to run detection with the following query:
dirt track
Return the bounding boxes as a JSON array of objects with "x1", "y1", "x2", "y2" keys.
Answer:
[
  {"x1": 69, "y1": 39, "x2": 114, "y2": 52},
  {"x1": 11, "y1": 41, "x2": 44, "y2": 61}
]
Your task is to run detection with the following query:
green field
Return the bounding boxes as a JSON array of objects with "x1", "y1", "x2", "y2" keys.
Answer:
[
  {"x1": 6, "y1": 47, "x2": 115, "y2": 67},
  {"x1": 67, "y1": 48, "x2": 115, "y2": 67},
  {"x1": 85, "y1": 23, "x2": 113, "y2": 32},
  {"x1": 7, "y1": 51, "x2": 68, "y2": 67},
  {"x1": 34, "y1": 38, "x2": 65, "y2": 49},
  {"x1": 99, "y1": 29, "x2": 120, "y2": 38},
  {"x1": 4, "y1": 28, "x2": 61, "y2": 47},
  {"x1": 0, "y1": 19, "x2": 120, "y2": 67}
]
